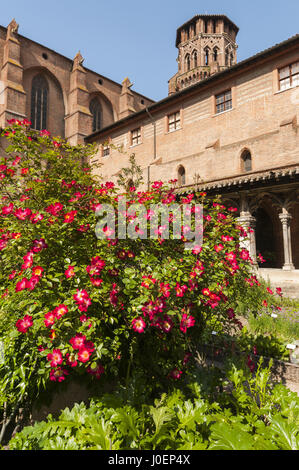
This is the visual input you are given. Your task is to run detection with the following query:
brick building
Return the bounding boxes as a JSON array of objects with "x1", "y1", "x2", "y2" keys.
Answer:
[
  {"x1": 85, "y1": 15, "x2": 299, "y2": 297},
  {"x1": 0, "y1": 15, "x2": 298, "y2": 296},
  {"x1": 0, "y1": 19, "x2": 154, "y2": 145}
]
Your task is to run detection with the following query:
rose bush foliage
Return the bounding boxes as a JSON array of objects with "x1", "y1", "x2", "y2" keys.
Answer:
[{"x1": 0, "y1": 121, "x2": 280, "y2": 424}]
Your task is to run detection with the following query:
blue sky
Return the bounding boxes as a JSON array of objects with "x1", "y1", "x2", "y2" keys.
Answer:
[{"x1": 1, "y1": 0, "x2": 298, "y2": 101}]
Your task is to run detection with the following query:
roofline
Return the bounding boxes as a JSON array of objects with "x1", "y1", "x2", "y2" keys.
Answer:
[
  {"x1": 0, "y1": 25, "x2": 155, "y2": 103},
  {"x1": 175, "y1": 14, "x2": 239, "y2": 47},
  {"x1": 85, "y1": 33, "x2": 299, "y2": 143},
  {"x1": 176, "y1": 163, "x2": 299, "y2": 194}
]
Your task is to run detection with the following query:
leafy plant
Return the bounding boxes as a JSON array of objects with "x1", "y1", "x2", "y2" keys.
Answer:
[
  {"x1": 0, "y1": 120, "x2": 286, "y2": 444},
  {"x1": 7, "y1": 362, "x2": 299, "y2": 450}
]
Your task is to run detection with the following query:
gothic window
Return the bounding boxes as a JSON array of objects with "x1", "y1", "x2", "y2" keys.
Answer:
[
  {"x1": 178, "y1": 166, "x2": 186, "y2": 186},
  {"x1": 279, "y1": 61, "x2": 299, "y2": 91},
  {"x1": 225, "y1": 50, "x2": 229, "y2": 66},
  {"x1": 215, "y1": 89, "x2": 232, "y2": 114},
  {"x1": 30, "y1": 75, "x2": 48, "y2": 131},
  {"x1": 213, "y1": 48, "x2": 218, "y2": 62},
  {"x1": 241, "y1": 150, "x2": 252, "y2": 172},
  {"x1": 192, "y1": 51, "x2": 198, "y2": 68},
  {"x1": 204, "y1": 48, "x2": 210, "y2": 66},
  {"x1": 90, "y1": 98, "x2": 102, "y2": 132},
  {"x1": 185, "y1": 54, "x2": 191, "y2": 71}
]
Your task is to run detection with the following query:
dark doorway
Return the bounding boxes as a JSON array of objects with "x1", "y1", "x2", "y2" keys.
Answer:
[{"x1": 254, "y1": 207, "x2": 277, "y2": 268}]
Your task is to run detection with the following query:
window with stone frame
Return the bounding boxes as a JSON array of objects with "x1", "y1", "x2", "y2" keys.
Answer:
[
  {"x1": 30, "y1": 74, "x2": 48, "y2": 131},
  {"x1": 215, "y1": 89, "x2": 232, "y2": 114},
  {"x1": 102, "y1": 143, "x2": 110, "y2": 157},
  {"x1": 131, "y1": 127, "x2": 141, "y2": 146},
  {"x1": 279, "y1": 61, "x2": 299, "y2": 91},
  {"x1": 168, "y1": 111, "x2": 181, "y2": 132},
  {"x1": 90, "y1": 98, "x2": 102, "y2": 132}
]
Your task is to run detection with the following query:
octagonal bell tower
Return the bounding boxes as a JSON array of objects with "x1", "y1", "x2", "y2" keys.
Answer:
[{"x1": 168, "y1": 14, "x2": 239, "y2": 94}]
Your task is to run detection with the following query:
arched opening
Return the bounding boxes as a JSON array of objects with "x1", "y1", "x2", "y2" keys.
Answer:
[
  {"x1": 192, "y1": 51, "x2": 198, "y2": 68},
  {"x1": 254, "y1": 207, "x2": 277, "y2": 268},
  {"x1": 213, "y1": 47, "x2": 218, "y2": 62},
  {"x1": 204, "y1": 48, "x2": 210, "y2": 66},
  {"x1": 225, "y1": 50, "x2": 229, "y2": 66},
  {"x1": 30, "y1": 74, "x2": 48, "y2": 130},
  {"x1": 230, "y1": 53, "x2": 234, "y2": 66},
  {"x1": 178, "y1": 166, "x2": 186, "y2": 186},
  {"x1": 90, "y1": 98, "x2": 102, "y2": 132},
  {"x1": 241, "y1": 150, "x2": 252, "y2": 173},
  {"x1": 185, "y1": 54, "x2": 191, "y2": 72}
]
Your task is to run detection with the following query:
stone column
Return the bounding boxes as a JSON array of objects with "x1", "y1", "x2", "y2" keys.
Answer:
[
  {"x1": 279, "y1": 213, "x2": 295, "y2": 270},
  {"x1": 238, "y1": 213, "x2": 257, "y2": 266}
]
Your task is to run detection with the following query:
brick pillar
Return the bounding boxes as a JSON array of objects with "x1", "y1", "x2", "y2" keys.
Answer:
[
  {"x1": 65, "y1": 52, "x2": 92, "y2": 145},
  {"x1": 0, "y1": 19, "x2": 26, "y2": 128},
  {"x1": 279, "y1": 213, "x2": 295, "y2": 270},
  {"x1": 119, "y1": 77, "x2": 136, "y2": 119}
]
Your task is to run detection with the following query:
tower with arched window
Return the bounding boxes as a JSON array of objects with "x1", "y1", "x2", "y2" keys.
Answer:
[{"x1": 169, "y1": 14, "x2": 239, "y2": 94}]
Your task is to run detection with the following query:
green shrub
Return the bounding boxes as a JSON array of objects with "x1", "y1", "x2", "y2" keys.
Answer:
[{"x1": 7, "y1": 361, "x2": 299, "y2": 450}]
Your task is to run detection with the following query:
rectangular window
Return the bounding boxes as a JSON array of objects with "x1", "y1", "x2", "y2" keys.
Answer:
[
  {"x1": 131, "y1": 127, "x2": 141, "y2": 146},
  {"x1": 279, "y1": 61, "x2": 299, "y2": 91},
  {"x1": 215, "y1": 89, "x2": 232, "y2": 114},
  {"x1": 168, "y1": 111, "x2": 181, "y2": 132},
  {"x1": 102, "y1": 144, "x2": 110, "y2": 157}
]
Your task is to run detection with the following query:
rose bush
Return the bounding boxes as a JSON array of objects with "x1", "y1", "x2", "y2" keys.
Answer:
[{"x1": 0, "y1": 121, "x2": 280, "y2": 441}]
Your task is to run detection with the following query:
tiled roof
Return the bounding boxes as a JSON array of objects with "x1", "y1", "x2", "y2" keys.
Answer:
[{"x1": 176, "y1": 165, "x2": 299, "y2": 194}]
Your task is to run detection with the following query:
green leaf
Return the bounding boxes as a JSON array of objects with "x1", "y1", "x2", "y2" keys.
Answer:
[{"x1": 208, "y1": 422, "x2": 255, "y2": 450}]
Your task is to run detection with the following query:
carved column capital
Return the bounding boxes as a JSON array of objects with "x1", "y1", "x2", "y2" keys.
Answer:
[{"x1": 279, "y1": 213, "x2": 292, "y2": 226}]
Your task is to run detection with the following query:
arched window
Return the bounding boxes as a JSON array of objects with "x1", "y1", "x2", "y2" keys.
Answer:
[
  {"x1": 225, "y1": 50, "x2": 229, "y2": 66},
  {"x1": 230, "y1": 53, "x2": 234, "y2": 66},
  {"x1": 204, "y1": 48, "x2": 210, "y2": 66},
  {"x1": 213, "y1": 48, "x2": 218, "y2": 62},
  {"x1": 241, "y1": 150, "x2": 252, "y2": 172},
  {"x1": 31, "y1": 75, "x2": 48, "y2": 130},
  {"x1": 178, "y1": 166, "x2": 186, "y2": 186},
  {"x1": 90, "y1": 98, "x2": 102, "y2": 132},
  {"x1": 185, "y1": 54, "x2": 191, "y2": 72},
  {"x1": 192, "y1": 51, "x2": 198, "y2": 68}
]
